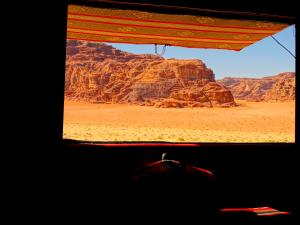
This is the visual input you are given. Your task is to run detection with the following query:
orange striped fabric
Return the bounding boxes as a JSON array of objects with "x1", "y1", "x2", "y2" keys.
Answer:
[
  {"x1": 67, "y1": 5, "x2": 290, "y2": 51},
  {"x1": 220, "y1": 207, "x2": 290, "y2": 216}
]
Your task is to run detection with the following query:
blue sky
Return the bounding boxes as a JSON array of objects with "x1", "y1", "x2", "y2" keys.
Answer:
[{"x1": 109, "y1": 25, "x2": 295, "y2": 79}]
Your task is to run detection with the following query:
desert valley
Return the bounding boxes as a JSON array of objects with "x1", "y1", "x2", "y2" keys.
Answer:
[{"x1": 63, "y1": 40, "x2": 295, "y2": 142}]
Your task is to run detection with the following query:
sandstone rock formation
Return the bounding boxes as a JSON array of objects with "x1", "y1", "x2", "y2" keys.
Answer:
[
  {"x1": 218, "y1": 72, "x2": 295, "y2": 101},
  {"x1": 264, "y1": 73, "x2": 295, "y2": 101},
  {"x1": 65, "y1": 40, "x2": 236, "y2": 107}
]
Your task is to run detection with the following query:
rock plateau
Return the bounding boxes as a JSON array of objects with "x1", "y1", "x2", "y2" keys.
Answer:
[
  {"x1": 218, "y1": 72, "x2": 295, "y2": 101},
  {"x1": 65, "y1": 40, "x2": 235, "y2": 107}
]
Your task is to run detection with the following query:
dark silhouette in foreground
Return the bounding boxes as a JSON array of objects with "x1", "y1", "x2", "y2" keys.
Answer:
[{"x1": 131, "y1": 154, "x2": 219, "y2": 223}]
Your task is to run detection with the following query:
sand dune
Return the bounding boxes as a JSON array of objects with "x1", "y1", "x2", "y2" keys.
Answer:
[{"x1": 63, "y1": 100, "x2": 295, "y2": 143}]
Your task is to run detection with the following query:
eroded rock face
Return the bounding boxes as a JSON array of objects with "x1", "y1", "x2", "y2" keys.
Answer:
[
  {"x1": 218, "y1": 72, "x2": 295, "y2": 101},
  {"x1": 65, "y1": 40, "x2": 236, "y2": 107},
  {"x1": 264, "y1": 73, "x2": 295, "y2": 101}
]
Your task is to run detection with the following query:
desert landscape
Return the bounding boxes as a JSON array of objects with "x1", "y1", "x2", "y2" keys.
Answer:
[
  {"x1": 63, "y1": 40, "x2": 295, "y2": 143},
  {"x1": 63, "y1": 100, "x2": 295, "y2": 142}
]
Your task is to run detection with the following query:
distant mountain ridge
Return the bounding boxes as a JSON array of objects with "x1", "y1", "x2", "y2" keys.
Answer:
[
  {"x1": 65, "y1": 40, "x2": 236, "y2": 107},
  {"x1": 218, "y1": 72, "x2": 295, "y2": 101}
]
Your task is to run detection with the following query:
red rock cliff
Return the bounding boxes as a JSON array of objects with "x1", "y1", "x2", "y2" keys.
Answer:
[
  {"x1": 218, "y1": 72, "x2": 295, "y2": 101},
  {"x1": 65, "y1": 40, "x2": 235, "y2": 107}
]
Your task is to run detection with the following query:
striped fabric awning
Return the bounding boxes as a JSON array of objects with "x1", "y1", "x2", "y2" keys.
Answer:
[{"x1": 67, "y1": 4, "x2": 290, "y2": 51}]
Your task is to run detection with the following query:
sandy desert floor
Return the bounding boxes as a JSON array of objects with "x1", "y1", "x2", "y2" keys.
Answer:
[{"x1": 63, "y1": 100, "x2": 295, "y2": 143}]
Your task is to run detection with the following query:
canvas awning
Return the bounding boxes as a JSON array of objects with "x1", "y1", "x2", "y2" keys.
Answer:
[{"x1": 67, "y1": 4, "x2": 290, "y2": 51}]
